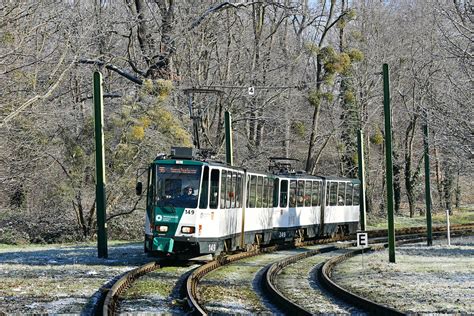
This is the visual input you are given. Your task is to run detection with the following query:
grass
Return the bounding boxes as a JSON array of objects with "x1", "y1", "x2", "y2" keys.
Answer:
[
  {"x1": 200, "y1": 284, "x2": 263, "y2": 310},
  {"x1": 333, "y1": 241, "x2": 474, "y2": 313},
  {"x1": 122, "y1": 276, "x2": 173, "y2": 298},
  {"x1": 366, "y1": 205, "x2": 474, "y2": 230},
  {"x1": 0, "y1": 240, "x2": 141, "y2": 251}
]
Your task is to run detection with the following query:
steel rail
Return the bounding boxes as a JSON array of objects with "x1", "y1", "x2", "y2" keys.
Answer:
[
  {"x1": 185, "y1": 236, "x2": 344, "y2": 315},
  {"x1": 261, "y1": 226, "x2": 474, "y2": 315},
  {"x1": 319, "y1": 229, "x2": 474, "y2": 315},
  {"x1": 184, "y1": 224, "x2": 474, "y2": 315},
  {"x1": 368, "y1": 223, "x2": 474, "y2": 239},
  {"x1": 186, "y1": 248, "x2": 275, "y2": 315},
  {"x1": 102, "y1": 261, "x2": 161, "y2": 316},
  {"x1": 319, "y1": 245, "x2": 404, "y2": 316},
  {"x1": 262, "y1": 245, "x2": 341, "y2": 316},
  {"x1": 91, "y1": 223, "x2": 473, "y2": 315}
]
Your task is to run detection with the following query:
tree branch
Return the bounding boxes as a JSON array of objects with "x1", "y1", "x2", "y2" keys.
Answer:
[
  {"x1": 77, "y1": 59, "x2": 143, "y2": 85},
  {"x1": 190, "y1": 1, "x2": 295, "y2": 30},
  {"x1": 1, "y1": 58, "x2": 74, "y2": 128},
  {"x1": 106, "y1": 196, "x2": 143, "y2": 222}
]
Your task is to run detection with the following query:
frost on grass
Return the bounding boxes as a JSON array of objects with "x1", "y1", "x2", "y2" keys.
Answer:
[
  {"x1": 199, "y1": 246, "x2": 329, "y2": 314},
  {"x1": 199, "y1": 254, "x2": 276, "y2": 314},
  {"x1": 0, "y1": 242, "x2": 150, "y2": 313},
  {"x1": 119, "y1": 265, "x2": 198, "y2": 313},
  {"x1": 332, "y1": 236, "x2": 474, "y2": 314},
  {"x1": 276, "y1": 249, "x2": 366, "y2": 314}
]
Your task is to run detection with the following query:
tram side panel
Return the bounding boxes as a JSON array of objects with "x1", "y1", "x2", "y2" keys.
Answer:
[
  {"x1": 271, "y1": 178, "x2": 292, "y2": 241},
  {"x1": 323, "y1": 179, "x2": 360, "y2": 235},
  {"x1": 295, "y1": 178, "x2": 324, "y2": 238},
  {"x1": 243, "y1": 173, "x2": 274, "y2": 245},
  {"x1": 193, "y1": 167, "x2": 245, "y2": 254}
]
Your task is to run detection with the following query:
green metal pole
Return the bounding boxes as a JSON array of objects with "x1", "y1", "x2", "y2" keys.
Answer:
[
  {"x1": 357, "y1": 130, "x2": 367, "y2": 231},
  {"x1": 383, "y1": 63, "x2": 396, "y2": 263},
  {"x1": 423, "y1": 117, "x2": 433, "y2": 246},
  {"x1": 93, "y1": 71, "x2": 108, "y2": 259},
  {"x1": 225, "y1": 111, "x2": 233, "y2": 166}
]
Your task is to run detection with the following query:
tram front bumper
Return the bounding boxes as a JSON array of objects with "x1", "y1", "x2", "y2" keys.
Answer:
[{"x1": 153, "y1": 237, "x2": 175, "y2": 253}]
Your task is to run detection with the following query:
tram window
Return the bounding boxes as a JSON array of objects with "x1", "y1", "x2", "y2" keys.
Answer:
[
  {"x1": 311, "y1": 181, "x2": 320, "y2": 206},
  {"x1": 297, "y1": 180, "x2": 304, "y2": 207},
  {"x1": 318, "y1": 181, "x2": 322, "y2": 205},
  {"x1": 199, "y1": 166, "x2": 209, "y2": 209},
  {"x1": 280, "y1": 180, "x2": 288, "y2": 207},
  {"x1": 236, "y1": 174, "x2": 242, "y2": 208},
  {"x1": 273, "y1": 179, "x2": 279, "y2": 207},
  {"x1": 210, "y1": 169, "x2": 220, "y2": 209},
  {"x1": 231, "y1": 172, "x2": 237, "y2": 208},
  {"x1": 338, "y1": 182, "x2": 346, "y2": 206},
  {"x1": 246, "y1": 176, "x2": 250, "y2": 207},
  {"x1": 346, "y1": 182, "x2": 353, "y2": 206},
  {"x1": 249, "y1": 175, "x2": 257, "y2": 208},
  {"x1": 326, "y1": 183, "x2": 330, "y2": 206},
  {"x1": 329, "y1": 182, "x2": 338, "y2": 206},
  {"x1": 263, "y1": 177, "x2": 269, "y2": 208},
  {"x1": 289, "y1": 180, "x2": 297, "y2": 208},
  {"x1": 268, "y1": 179, "x2": 274, "y2": 208},
  {"x1": 353, "y1": 183, "x2": 360, "y2": 205},
  {"x1": 256, "y1": 176, "x2": 263, "y2": 208},
  {"x1": 304, "y1": 181, "x2": 312, "y2": 207},
  {"x1": 147, "y1": 168, "x2": 153, "y2": 208},
  {"x1": 225, "y1": 172, "x2": 232, "y2": 208},
  {"x1": 220, "y1": 170, "x2": 227, "y2": 209}
]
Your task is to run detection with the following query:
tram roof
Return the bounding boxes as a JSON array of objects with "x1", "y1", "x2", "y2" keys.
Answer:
[
  {"x1": 152, "y1": 158, "x2": 359, "y2": 182},
  {"x1": 319, "y1": 176, "x2": 361, "y2": 183}
]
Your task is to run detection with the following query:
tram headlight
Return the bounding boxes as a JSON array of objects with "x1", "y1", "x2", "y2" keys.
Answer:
[
  {"x1": 156, "y1": 225, "x2": 168, "y2": 233},
  {"x1": 181, "y1": 226, "x2": 195, "y2": 234}
]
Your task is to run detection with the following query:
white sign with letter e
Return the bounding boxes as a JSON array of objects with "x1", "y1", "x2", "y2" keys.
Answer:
[{"x1": 357, "y1": 232, "x2": 368, "y2": 247}]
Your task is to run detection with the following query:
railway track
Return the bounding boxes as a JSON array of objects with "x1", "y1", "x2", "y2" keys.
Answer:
[
  {"x1": 318, "y1": 227, "x2": 474, "y2": 315},
  {"x1": 259, "y1": 226, "x2": 474, "y2": 316},
  {"x1": 187, "y1": 224, "x2": 473, "y2": 315},
  {"x1": 185, "y1": 237, "x2": 343, "y2": 314},
  {"x1": 103, "y1": 261, "x2": 161, "y2": 315},
  {"x1": 91, "y1": 223, "x2": 473, "y2": 315},
  {"x1": 261, "y1": 245, "x2": 360, "y2": 315}
]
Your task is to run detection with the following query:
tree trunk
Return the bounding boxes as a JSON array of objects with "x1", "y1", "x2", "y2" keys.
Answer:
[
  {"x1": 338, "y1": 0, "x2": 359, "y2": 178},
  {"x1": 442, "y1": 163, "x2": 455, "y2": 213},
  {"x1": 305, "y1": 1, "x2": 336, "y2": 172},
  {"x1": 365, "y1": 132, "x2": 373, "y2": 213},
  {"x1": 455, "y1": 169, "x2": 461, "y2": 208},
  {"x1": 407, "y1": 191, "x2": 416, "y2": 217},
  {"x1": 404, "y1": 117, "x2": 418, "y2": 218},
  {"x1": 393, "y1": 160, "x2": 402, "y2": 214},
  {"x1": 434, "y1": 143, "x2": 444, "y2": 209}
]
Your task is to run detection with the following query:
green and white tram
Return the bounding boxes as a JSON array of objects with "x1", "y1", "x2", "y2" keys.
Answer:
[{"x1": 140, "y1": 149, "x2": 361, "y2": 257}]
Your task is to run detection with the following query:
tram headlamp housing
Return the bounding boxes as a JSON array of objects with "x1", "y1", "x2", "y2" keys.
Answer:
[
  {"x1": 181, "y1": 226, "x2": 195, "y2": 234},
  {"x1": 156, "y1": 225, "x2": 168, "y2": 233}
]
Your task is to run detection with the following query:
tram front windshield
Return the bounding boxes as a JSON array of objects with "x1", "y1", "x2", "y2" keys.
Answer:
[{"x1": 154, "y1": 165, "x2": 201, "y2": 208}]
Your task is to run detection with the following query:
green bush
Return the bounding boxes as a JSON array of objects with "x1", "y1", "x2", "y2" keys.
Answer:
[{"x1": 0, "y1": 226, "x2": 30, "y2": 245}]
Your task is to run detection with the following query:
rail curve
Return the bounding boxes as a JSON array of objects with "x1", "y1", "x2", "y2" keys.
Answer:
[
  {"x1": 103, "y1": 261, "x2": 161, "y2": 315},
  {"x1": 262, "y1": 245, "x2": 340, "y2": 315}
]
